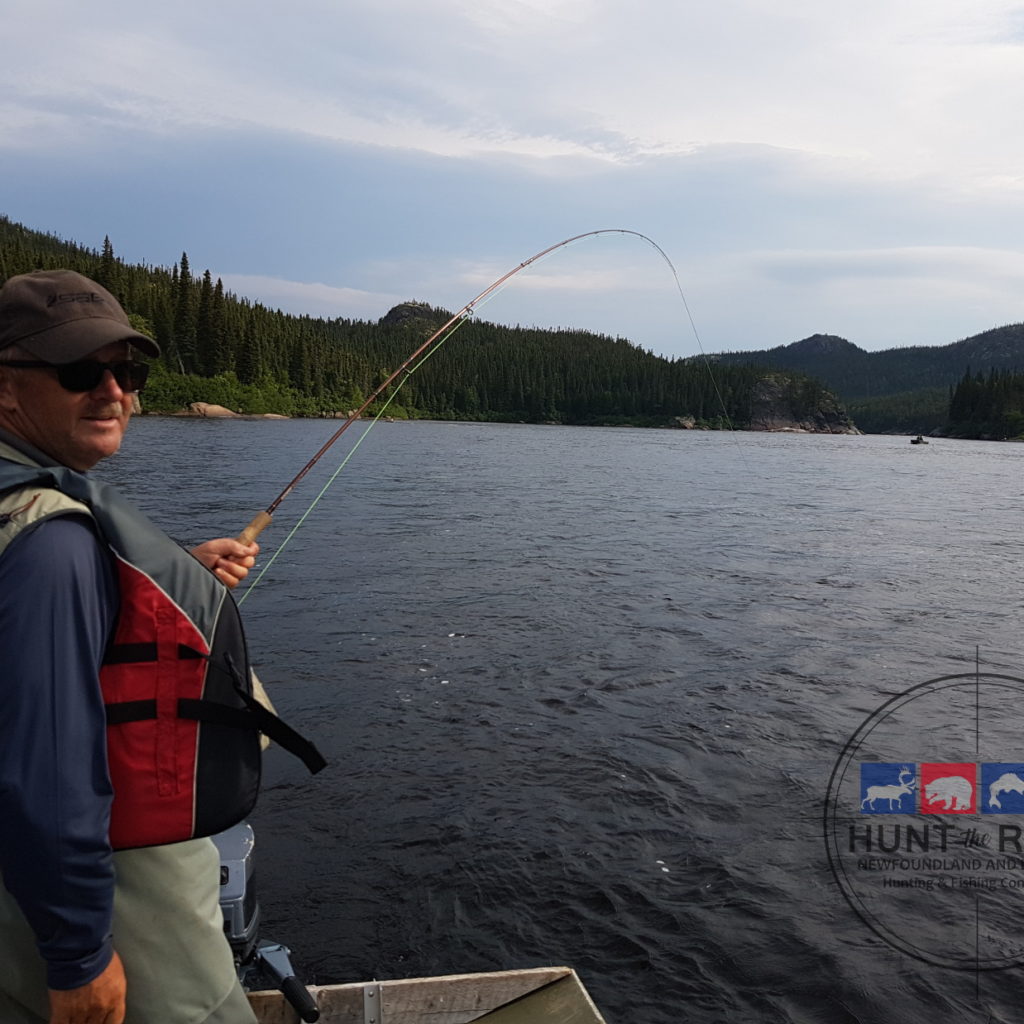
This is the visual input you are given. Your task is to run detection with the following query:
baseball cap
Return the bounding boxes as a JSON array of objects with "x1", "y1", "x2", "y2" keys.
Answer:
[{"x1": 0, "y1": 269, "x2": 160, "y2": 363}]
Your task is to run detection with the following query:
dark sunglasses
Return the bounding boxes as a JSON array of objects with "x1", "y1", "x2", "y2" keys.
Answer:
[{"x1": 3, "y1": 359, "x2": 150, "y2": 394}]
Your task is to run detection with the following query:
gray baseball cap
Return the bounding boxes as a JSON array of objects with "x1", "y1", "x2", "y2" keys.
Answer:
[{"x1": 0, "y1": 269, "x2": 160, "y2": 362}]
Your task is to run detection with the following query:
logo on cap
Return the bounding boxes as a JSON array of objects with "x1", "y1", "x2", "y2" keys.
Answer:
[{"x1": 45, "y1": 292, "x2": 105, "y2": 308}]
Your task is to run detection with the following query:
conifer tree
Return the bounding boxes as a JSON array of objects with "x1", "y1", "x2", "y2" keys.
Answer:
[
  {"x1": 209, "y1": 279, "x2": 232, "y2": 374},
  {"x1": 236, "y1": 313, "x2": 265, "y2": 385},
  {"x1": 195, "y1": 269, "x2": 216, "y2": 376},
  {"x1": 174, "y1": 252, "x2": 197, "y2": 373},
  {"x1": 97, "y1": 236, "x2": 118, "y2": 292}
]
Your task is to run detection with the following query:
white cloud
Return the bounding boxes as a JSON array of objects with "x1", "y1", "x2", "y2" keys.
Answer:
[
  {"x1": 5, "y1": 0, "x2": 1024, "y2": 178},
  {"x1": 453, "y1": 0, "x2": 597, "y2": 36},
  {"x1": 5, "y1": 0, "x2": 1024, "y2": 360},
  {"x1": 217, "y1": 275, "x2": 401, "y2": 322},
  {"x1": 684, "y1": 246, "x2": 1024, "y2": 352},
  {"x1": 748, "y1": 246, "x2": 1024, "y2": 288}
]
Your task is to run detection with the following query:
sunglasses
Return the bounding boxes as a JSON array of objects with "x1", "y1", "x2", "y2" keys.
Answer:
[{"x1": 3, "y1": 359, "x2": 150, "y2": 394}]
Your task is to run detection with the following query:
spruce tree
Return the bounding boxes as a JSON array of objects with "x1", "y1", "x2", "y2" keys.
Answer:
[
  {"x1": 97, "y1": 236, "x2": 118, "y2": 292},
  {"x1": 195, "y1": 269, "x2": 215, "y2": 376},
  {"x1": 210, "y1": 279, "x2": 232, "y2": 375},
  {"x1": 174, "y1": 252, "x2": 197, "y2": 374}
]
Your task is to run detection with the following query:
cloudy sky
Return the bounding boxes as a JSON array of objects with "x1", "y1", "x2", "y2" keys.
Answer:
[{"x1": 4, "y1": 0, "x2": 1024, "y2": 358}]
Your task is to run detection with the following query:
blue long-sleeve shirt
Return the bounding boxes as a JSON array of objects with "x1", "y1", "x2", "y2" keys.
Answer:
[{"x1": 0, "y1": 513, "x2": 118, "y2": 990}]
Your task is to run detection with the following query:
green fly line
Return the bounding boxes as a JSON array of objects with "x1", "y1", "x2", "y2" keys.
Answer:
[
  {"x1": 236, "y1": 229, "x2": 730, "y2": 603},
  {"x1": 237, "y1": 309, "x2": 475, "y2": 602}
]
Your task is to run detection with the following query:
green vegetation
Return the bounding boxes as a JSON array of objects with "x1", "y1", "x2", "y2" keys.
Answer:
[
  {"x1": 941, "y1": 368, "x2": 1024, "y2": 440},
  {"x1": 845, "y1": 389, "x2": 949, "y2": 436},
  {"x1": 0, "y1": 216, "x2": 846, "y2": 429}
]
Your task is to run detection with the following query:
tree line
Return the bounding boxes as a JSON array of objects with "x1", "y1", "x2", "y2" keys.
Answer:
[
  {"x1": 941, "y1": 367, "x2": 1024, "y2": 439},
  {"x1": 0, "y1": 215, "x2": 843, "y2": 427},
  {"x1": 844, "y1": 389, "x2": 949, "y2": 435}
]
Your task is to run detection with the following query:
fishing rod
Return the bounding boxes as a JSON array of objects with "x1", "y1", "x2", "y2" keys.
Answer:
[{"x1": 236, "y1": 228, "x2": 700, "y2": 546}]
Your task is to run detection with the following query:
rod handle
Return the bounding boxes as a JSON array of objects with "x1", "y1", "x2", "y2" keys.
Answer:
[{"x1": 238, "y1": 510, "x2": 273, "y2": 545}]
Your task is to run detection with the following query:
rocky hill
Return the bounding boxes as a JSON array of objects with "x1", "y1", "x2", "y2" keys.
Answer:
[{"x1": 712, "y1": 327, "x2": 1024, "y2": 402}]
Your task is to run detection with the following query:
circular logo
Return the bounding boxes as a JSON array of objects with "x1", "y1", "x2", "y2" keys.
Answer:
[{"x1": 825, "y1": 672, "x2": 1024, "y2": 970}]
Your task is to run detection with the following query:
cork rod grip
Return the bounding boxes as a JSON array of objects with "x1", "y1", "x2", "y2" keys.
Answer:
[{"x1": 238, "y1": 510, "x2": 273, "y2": 545}]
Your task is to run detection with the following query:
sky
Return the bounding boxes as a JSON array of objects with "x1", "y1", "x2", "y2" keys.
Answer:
[{"x1": 4, "y1": 0, "x2": 1024, "y2": 359}]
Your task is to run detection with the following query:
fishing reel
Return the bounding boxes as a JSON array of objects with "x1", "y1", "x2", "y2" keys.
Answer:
[{"x1": 213, "y1": 822, "x2": 320, "y2": 1023}]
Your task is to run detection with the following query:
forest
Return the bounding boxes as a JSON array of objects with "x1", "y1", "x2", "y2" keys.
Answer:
[
  {"x1": 942, "y1": 368, "x2": 1024, "y2": 439},
  {"x1": 843, "y1": 389, "x2": 949, "y2": 435},
  {"x1": 0, "y1": 216, "x2": 842, "y2": 429}
]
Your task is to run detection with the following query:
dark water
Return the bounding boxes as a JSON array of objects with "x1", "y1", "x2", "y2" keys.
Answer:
[{"x1": 98, "y1": 419, "x2": 1024, "y2": 1023}]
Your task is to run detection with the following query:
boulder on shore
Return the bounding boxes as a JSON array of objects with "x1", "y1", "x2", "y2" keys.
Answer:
[
  {"x1": 671, "y1": 415, "x2": 698, "y2": 429},
  {"x1": 189, "y1": 402, "x2": 238, "y2": 418}
]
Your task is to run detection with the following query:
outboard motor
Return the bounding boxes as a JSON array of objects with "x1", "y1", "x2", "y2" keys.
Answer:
[{"x1": 213, "y1": 823, "x2": 320, "y2": 1023}]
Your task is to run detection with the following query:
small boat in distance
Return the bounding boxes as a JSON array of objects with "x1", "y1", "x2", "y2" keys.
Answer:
[{"x1": 910, "y1": 435, "x2": 929, "y2": 445}]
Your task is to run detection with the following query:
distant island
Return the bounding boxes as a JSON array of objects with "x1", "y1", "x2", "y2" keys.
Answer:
[{"x1": 5, "y1": 214, "x2": 1024, "y2": 437}]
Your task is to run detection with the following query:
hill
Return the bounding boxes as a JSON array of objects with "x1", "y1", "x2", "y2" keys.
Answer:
[
  {"x1": 711, "y1": 329, "x2": 1024, "y2": 433},
  {"x1": 0, "y1": 216, "x2": 852, "y2": 433},
  {"x1": 713, "y1": 329, "x2": 1024, "y2": 400}
]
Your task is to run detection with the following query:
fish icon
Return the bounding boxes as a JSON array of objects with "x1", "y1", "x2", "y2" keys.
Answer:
[{"x1": 989, "y1": 772, "x2": 1024, "y2": 809}]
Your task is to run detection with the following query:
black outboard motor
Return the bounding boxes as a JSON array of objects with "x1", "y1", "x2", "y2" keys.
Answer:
[{"x1": 213, "y1": 823, "x2": 320, "y2": 1023}]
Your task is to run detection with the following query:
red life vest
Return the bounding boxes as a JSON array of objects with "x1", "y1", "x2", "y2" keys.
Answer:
[{"x1": 0, "y1": 452, "x2": 325, "y2": 850}]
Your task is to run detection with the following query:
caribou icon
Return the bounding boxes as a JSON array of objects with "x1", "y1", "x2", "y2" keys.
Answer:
[{"x1": 861, "y1": 766, "x2": 916, "y2": 811}]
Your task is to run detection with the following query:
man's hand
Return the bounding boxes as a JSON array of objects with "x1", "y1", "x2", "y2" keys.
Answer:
[
  {"x1": 49, "y1": 951, "x2": 126, "y2": 1024},
  {"x1": 189, "y1": 539, "x2": 259, "y2": 589}
]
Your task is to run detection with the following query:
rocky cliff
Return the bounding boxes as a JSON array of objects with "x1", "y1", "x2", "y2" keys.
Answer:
[{"x1": 747, "y1": 375, "x2": 859, "y2": 434}]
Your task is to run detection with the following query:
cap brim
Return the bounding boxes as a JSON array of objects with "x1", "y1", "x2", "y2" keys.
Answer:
[{"x1": 17, "y1": 317, "x2": 160, "y2": 362}]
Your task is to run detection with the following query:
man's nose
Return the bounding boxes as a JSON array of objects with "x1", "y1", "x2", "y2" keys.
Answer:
[{"x1": 91, "y1": 368, "x2": 124, "y2": 398}]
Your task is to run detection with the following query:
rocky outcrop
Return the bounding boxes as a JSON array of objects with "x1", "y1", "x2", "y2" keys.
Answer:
[
  {"x1": 379, "y1": 301, "x2": 449, "y2": 329},
  {"x1": 176, "y1": 403, "x2": 289, "y2": 420},
  {"x1": 668, "y1": 375, "x2": 858, "y2": 433},
  {"x1": 747, "y1": 376, "x2": 860, "y2": 434},
  {"x1": 381, "y1": 301, "x2": 429, "y2": 326},
  {"x1": 189, "y1": 402, "x2": 238, "y2": 418}
]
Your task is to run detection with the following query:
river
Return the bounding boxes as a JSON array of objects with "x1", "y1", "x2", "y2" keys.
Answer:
[{"x1": 97, "y1": 418, "x2": 1024, "y2": 1024}]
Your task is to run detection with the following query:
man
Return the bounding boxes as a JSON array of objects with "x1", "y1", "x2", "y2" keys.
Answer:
[{"x1": 0, "y1": 270, "x2": 262, "y2": 1024}]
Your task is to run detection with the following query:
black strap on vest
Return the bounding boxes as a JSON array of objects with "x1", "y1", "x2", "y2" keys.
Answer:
[
  {"x1": 105, "y1": 699, "x2": 158, "y2": 725},
  {"x1": 105, "y1": 643, "x2": 206, "y2": 665},
  {"x1": 179, "y1": 695, "x2": 326, "y2": 774},
  {"x1": 104, "y1": 697, "x2": 326, "y2": 775}
]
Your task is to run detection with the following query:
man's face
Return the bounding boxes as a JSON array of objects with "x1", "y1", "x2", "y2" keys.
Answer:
[{"x1": 0, "y1": 341, "x2": 135, "y2": 470}]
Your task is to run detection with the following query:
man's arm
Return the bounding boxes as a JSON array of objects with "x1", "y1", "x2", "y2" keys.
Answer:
[{"x1": 0, "y1": 516, "x2": 121, "y2": 1010}]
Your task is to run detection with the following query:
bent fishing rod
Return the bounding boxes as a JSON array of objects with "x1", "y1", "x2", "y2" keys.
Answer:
[{"x1": 237, "y1": 228, "x2": 696, "y2": 546}]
